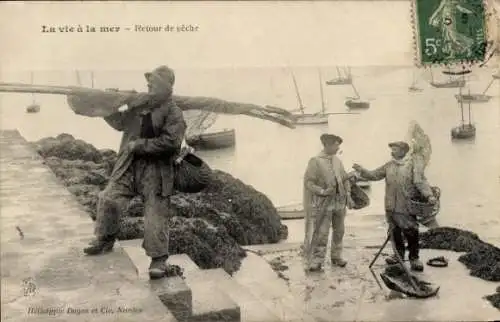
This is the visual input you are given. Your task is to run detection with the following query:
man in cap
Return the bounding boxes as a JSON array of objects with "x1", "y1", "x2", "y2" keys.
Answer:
[
  {"x1": 353, "y1": 141, "x2": 436, "y2": 271},
  {"x1": 303, "y1": 134, "x2": 355, "y2": 271},
  {"x1": 83, "y1": 66, "x2": 187, "y2": 280}
]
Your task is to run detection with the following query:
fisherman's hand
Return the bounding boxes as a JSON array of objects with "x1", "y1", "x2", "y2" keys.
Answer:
[
  {"x1": 321, "y1": 187, "x2": 335, "y2": 196},
  {"x1": 126, "y1": 140, "x2": 140, "y2": 153},
  {"x1": 352, "y1": 164, "x2": 363, "y2": 172}
]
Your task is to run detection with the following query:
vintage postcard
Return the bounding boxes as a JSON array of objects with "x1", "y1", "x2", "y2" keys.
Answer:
[{"x1": 1, "y1": 1, "x2": 499, "y2": 321}]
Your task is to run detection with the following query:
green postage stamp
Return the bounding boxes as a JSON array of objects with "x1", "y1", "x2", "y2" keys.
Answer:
[{"x1": 411, "y1": 0, "x2": 494, "y2": 67}]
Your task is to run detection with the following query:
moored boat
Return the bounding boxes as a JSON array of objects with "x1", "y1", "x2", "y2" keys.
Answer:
[
  {"x1": 430, "y1": 79, "x2": 465, "y2": 88},
  {"x1": 345, "y1": 99, "x2": 369, "y2": 109},
  {"x1": 455, "y1": 94, "x2": 492, "y2": 103},
  {"x1": 186, "y1": 128, "x2": 235, "y2": 150},
  {"x1": 451, "y1": 124, "x2": 476, "y2": 139},
  {"x1": 26, "y1": 103, "x2": 40, "y2": 113},
  {"x1": 293, "y1": 113, "x2": 329, "y2": 125},
  {"x1": 451, "y1": 88, "x2": 476, "y2": 140},
  {"x1": 326, "y1": 66, "x2": 352, "y2": 85},
  {"x1": 276, "y1": 203, "x2": 304, "y2": 220}
]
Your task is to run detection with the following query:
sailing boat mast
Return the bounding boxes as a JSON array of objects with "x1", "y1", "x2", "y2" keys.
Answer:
[
  {"x1": 467, "y1": 89, "x2": 472, "y2": 125},
  {"x1": 90, "y1": 71, "x2": 94, "y2": 88},
  {"x1": 351, "y1": 82, "x2": 360, "y2": 99},
  {"x1": 290, "y1": 70, "x2": 305, "y2": 113},
  {"x1": 318, "y1": 69, "x2": 325, "y2": 114},
  {"x1": 336, "y1": 66, "x2": 342, "y2": 78},
  {"x1": 481, "y1": 78, "x2": 495, "y2": 95},
  {"x1": 29, "y1": 71, "x2": 35, "y2": 104},
  {"x1": 459, "y1": 86, "x2": 465, "y2": 125}
]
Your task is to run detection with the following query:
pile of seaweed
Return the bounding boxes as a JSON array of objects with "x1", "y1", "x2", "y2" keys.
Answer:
[
  {"x1": 32, "y1": 134, "x2": 288, "y2": 275},
  {"x1": 420, "y1": 227, "x2": 500, "y2": 308}
]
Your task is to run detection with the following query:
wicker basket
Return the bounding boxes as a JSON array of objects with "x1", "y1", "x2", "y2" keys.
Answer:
[
  {"x1": 173, "y1": 152, "x2": 212, "y2": 193},
  {"x1": 409, "y1": 187, "x2": 441, "y2": 224}
]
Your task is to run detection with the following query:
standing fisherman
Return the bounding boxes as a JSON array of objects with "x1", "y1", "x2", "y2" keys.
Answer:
[
  {"x1": 83, "y1": 66, "x2": 187, "y2": 280},
  {"x1": 353, "y1": 141, "x2": 436, "y2": 271},
  {"x1": 303, "y1": 134, "x2": 355, "y2": 272}
]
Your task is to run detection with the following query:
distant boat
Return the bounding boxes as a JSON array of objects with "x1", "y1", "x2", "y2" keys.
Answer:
[
  {"x1": 451, "y1": 88, "x2": 476, "y2": 140},
  {"x1": 429, "y1": 68, "x2": 466, "y2": 88},
  {"x1": 345, "y1": 80, "x2": 370, "y2": 110},
  {"x1": 276, "y1": 203, "x2": 304, "y2": 220},
  {"x1": 493, "y1": 73, "x2": 500, "y2": 80},
  {"x1": 431, "y1": 78, "x2": 466, "y2": 88},
  {"x1": 408, "y1": 69, "x2": 423, "y2": 92},
  {"x1": 326, "y1": 66, "x2": 352, "y2": 85},
  {"x1": 455, "y1": 77, "x2": 495, "y2": 103},
  {"x1": 186, "y1": 128, "x2": 236, "y2": 150},
  {"x1": 26, "y1": 103, "x2": 40, "y2": 114},
  {"x1": 26, "y1": 71, "x2": 40, "y2": 113},
  {"x1": 290, "y1": 68, "x2": 329, "y2": 125}
]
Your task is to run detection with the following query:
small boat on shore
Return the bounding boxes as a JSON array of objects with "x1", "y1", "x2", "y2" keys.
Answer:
[
  {"x1": 186, "y1": 128, "x2": 235, "y2": 150},
  {"x1": 276, "y1": 203, "x2": 304, "y2": 220}
]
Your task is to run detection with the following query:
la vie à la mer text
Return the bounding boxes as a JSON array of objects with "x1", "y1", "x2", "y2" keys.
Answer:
[{"x1": 41, "y1": 24, "x2": 199, "y2": 33}]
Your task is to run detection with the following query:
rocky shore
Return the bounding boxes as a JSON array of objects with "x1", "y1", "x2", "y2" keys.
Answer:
[{"x1": 32, "y1": 134, "x2": 288, "y2": 275}]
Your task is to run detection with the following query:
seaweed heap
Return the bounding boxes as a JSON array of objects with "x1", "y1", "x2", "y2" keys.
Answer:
[
  {"x1": 420, "y1": 227, "x2": 500, "y2": 308},
  {"x1": 32, "y1": 134, "x2": 288, "y2": 274}
]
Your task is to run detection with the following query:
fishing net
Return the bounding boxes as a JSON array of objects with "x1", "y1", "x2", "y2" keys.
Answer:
[
  {"x1": 184, "y1": 110, "x2": 219, "y2": 138},
  {"x1": 405, "y1": 120, "x2": 432, "y2": 169}
]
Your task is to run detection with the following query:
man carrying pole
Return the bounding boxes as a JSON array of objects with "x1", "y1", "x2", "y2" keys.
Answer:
[{"x1": 303, "y1": 134, "x2": 355, "y2": 272}]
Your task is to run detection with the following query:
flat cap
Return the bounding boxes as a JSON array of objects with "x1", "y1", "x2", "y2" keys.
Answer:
[
  {"x1": 320, "y1": 133, "x2": 343, "y2": 145},
  {"x1": 388, "y1": 141, "x2": 410, "y2": 152}
]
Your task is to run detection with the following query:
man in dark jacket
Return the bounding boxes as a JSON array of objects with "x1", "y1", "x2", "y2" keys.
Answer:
[
  {"x1": 83, "y1": 66, "x2": 187, "y2": 280},
  {"x1": 353, "y1": 141, "x2": 436, "y2": 272}
]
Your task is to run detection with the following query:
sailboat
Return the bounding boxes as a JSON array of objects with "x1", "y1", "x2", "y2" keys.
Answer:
[
  {"x1": 25, "y1": 72, "x2": 40, "y2": 114},
  {"x1": 290, "y1": 69, "x2": 329, "y2": 125},
  {"x1": 451, "y1": 88, "x2": 476, "y2": 140},
  {"x1": 408, "y1": 69, "x2": 423, "y2": 92},
  {"x1": 429, "y1": 68, "x2": 466, "y2": 88},
  {"x1": 345, "y1": 79, "x2": 369, "y2": 109},
  {"x1": 326, "y1": 66, "x2": 352, "y2": 85},
  {"x1": 455, "y1": 76, "x2": 495, "y2": 103}
]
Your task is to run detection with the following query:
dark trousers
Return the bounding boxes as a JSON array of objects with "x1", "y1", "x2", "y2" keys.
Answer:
[{"x1": 386, "y1": 211, "x2": 419, "y2": 260}]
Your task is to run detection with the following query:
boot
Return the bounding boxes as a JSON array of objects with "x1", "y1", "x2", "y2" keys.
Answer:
[
  {"x1": 306, "y1": 263, "x2": 323, "y2": 272},
  {"x1": 83, "y1": 238, "x2": 115, "y2": 255},
  {"x1": 410, "y1": 259, "x2": 424, "y2": 272},
  {"x1": 331, "y1": 258, "x2": 347, "y2": 267},
  {"x1": 149, "y1": 255, "x2": 169, "y2": 279}
]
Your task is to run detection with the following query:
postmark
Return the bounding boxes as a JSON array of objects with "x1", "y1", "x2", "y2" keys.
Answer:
[{"x1": 411, "y1": 0, "x2": 495, "y2": 67}]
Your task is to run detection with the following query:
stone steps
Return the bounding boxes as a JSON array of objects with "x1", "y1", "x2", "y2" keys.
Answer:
[{"x1": 120, "y1": 240, "x2": 240, "y2": 322}]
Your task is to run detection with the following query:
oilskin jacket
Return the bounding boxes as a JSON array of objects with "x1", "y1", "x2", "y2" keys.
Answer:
[
  {"x1": 358, "y1": 158, "x2": 433, "y2": 214},
  {"x1": 103, "y1": 67, "x2": 187, "y2": 197}
]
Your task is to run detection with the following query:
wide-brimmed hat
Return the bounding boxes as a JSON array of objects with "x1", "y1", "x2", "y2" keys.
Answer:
[
  {"x1": 388, "y1": 141, "x2": 410, "y2": 152},
  {"x1": 320, "y1": 133, "x2": 343, "y2": 145}
]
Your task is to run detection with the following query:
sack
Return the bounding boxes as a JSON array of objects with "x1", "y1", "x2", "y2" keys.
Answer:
[
  {"x1": 350, "y1": 182, "x2": 370, "y2": 210},
  {"x1": 173, "y1": 152, "x2": 212, "y2": 193}
]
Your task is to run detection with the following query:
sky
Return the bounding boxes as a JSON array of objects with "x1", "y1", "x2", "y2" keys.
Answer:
[{"x1": 0, "y1": 1, "x2": 498, "y2": 73}]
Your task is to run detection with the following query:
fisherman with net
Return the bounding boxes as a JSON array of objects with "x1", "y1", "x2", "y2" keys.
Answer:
[
  {"x1": 303, "y1": 134, "x2": 356, "y2": 272},
  {"x1": 352, "y1": 122, "x2": 437, "y2": 272},
  {"x1": 83, "y1": 65, "x2": 187, "y2": 280}
]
